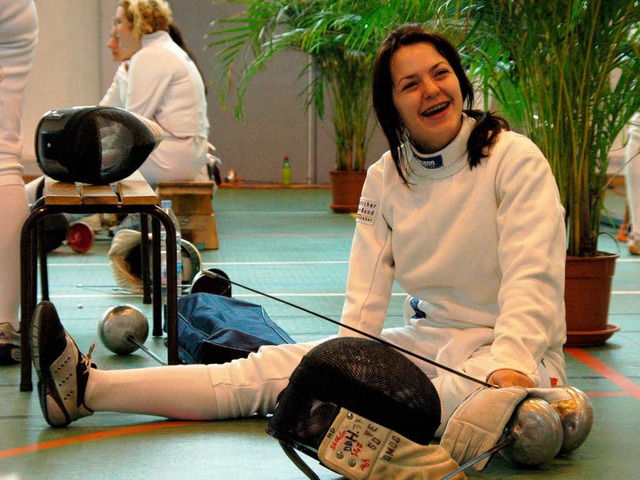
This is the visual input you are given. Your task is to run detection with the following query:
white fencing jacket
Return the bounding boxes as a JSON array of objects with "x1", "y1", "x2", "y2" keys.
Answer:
[
  {"x1": 126, "y1": 30, "x2": 208, "y2": 139},
  {"x1": 340, "y1": 115, "x2": 567, "y2": 384}
]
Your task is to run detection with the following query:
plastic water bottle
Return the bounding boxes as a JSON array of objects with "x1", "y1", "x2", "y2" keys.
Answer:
[
  {"x1": 282, "y1": 155, "x2": 292, "y2": 186},
  {"x1": 160, "y1": 199, "x2": 183, "y2": 300}
]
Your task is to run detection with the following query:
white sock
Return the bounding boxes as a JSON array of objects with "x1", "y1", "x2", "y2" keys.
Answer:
[{"x1": 86, "y1": 364, "x2": 221, "y2": 420}]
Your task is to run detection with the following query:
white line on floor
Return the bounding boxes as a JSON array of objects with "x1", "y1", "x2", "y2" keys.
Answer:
[
  {"x1": 48, "y1": 292, "x2": 411, "y2": 299},
  {"x1": 49, "y1": 290, "x2": 640, "y2": 299},
  {"x1": 46, "y1": 260, "x2": 350, "y2": 267}
]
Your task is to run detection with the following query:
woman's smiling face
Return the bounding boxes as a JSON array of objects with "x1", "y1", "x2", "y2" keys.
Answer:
[{"x1": 391, "y1": 42, "x2": 463, "y2": 153}]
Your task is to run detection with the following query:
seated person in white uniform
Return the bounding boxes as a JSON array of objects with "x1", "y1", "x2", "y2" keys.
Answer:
[
  {"x1": 111, "y1": 0, "x2": 209, "y2": 187},
  {"x1": 99, "y1": 24, "x2": 139, "y2": 109},
  {"x1": 25, "y1": 1, "x2": 211, "y2": 204},
  {"x1": 101, "y1": 18, "x2": 220, "y2": 189}
]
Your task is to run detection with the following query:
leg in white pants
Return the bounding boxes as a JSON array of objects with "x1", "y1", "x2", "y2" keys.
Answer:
[
  {"x1": 84, "y1": 325, "x2": 562, "y2": 435},
  {"x1": 138, "y1": 135, "x2": 208, "y2": 188},
  {"x1": 624, "y1": 112, "x2": 640, "y2": 239},
  {"x1": 0, "y1": 0, "x2": 38, "y2": 330},
  {"x1": 85, "y1": 342, "x2": 319, "y2": 420}
]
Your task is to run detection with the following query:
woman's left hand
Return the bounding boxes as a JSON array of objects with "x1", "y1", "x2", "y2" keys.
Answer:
[{"x1": 487, "y1": 369, "x2": 535, "y2": 388}]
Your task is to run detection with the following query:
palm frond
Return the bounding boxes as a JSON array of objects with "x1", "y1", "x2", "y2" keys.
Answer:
[
  {"x1": 464, "y1": 0, "x2": 640, "y2": 256},
  {"x1": 207, "y1": 0, "x2": 455, "y2": 171}
]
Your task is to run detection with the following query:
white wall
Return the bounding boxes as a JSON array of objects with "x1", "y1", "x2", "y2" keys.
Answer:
[
  {"x1": 169, "y1": 1, "x2": 343, "y2": 185},
  {"x1": 21, "y1": 1, "x2": 385, "y2": 184},
  {"x1": 23, "y1": 0, "x2": 104, "y2": 175}
]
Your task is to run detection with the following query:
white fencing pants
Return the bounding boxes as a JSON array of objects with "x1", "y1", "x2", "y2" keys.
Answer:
[
  {"x1": 0, "y1": 0, "x2": 37, "y2": 328},
  {"x1": 624, "y1": 112, "x2": 640, "y2": 236},
  {"x1": 85, "y1": 326, "x2": 564, "y2": 439}
]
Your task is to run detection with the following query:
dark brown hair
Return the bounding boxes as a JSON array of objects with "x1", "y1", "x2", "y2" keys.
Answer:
[
  {"x1": 372, "y1": 23, "x2": 509, "y2": 184},
  {"x1": 168, "y1": 23, "x2": 208, "y2": 94}
]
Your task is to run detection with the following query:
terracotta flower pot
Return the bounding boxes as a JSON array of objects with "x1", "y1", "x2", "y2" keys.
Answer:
[
  {"x1": 329, "y1": 169, "x2": 367, "y2": 213},
  {"x1": 564, "y1": 252, "x2": 620, "y2": 347}
]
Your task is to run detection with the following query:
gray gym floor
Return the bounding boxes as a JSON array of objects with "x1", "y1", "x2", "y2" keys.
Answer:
[{"x1": 1, "y1": 186, "x2": 638, "y2": 479}]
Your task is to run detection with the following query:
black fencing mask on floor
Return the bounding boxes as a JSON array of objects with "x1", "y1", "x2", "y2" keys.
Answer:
[{"x1": 267, "y1": 337, "x2": 443, "y2": 479}]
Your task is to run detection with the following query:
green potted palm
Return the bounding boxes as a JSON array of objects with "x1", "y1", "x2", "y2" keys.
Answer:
[
  {"x1": 460, "y1": 0, "x2": 640, "y2": 345},
  {"x1": 209, "y1": 0, "x2": 639, "y2": 343},
  {"x1": 207, "y1": 0, "x2": 445, "y2": 212}
]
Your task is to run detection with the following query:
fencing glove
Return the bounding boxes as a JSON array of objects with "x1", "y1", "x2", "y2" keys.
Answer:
[{"x1": 440, "y1": 386, "x2": 528, "y2": 471}]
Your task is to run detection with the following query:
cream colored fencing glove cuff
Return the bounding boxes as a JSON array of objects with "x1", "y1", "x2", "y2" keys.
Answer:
[
  {"x1": 440, "y1": 386, "x2": 528, "y2": 471},
  {"x1": 318, "y1": 408, "x2": 466, "y2": 480}
]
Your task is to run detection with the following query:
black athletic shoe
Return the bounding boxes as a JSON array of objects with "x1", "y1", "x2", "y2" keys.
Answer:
[{"x1": 31, "y1": 301, "x2": 95, "y2": 427}]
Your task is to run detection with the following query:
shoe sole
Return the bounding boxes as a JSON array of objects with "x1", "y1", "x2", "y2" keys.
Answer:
[
  {"x1": 30, "y1": 301, "x2": 77, "y2": 427},
  {"x1": 30, "y1": 300, "x2": 65, "y2": 379},
  {"x1": 30, "y1": 303, "x2": 45, "y2": 380}
]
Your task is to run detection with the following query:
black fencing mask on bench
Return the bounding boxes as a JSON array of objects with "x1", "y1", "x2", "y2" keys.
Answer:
[{"x1": 35, "y1": 106, "x2": 163, "y2": 184}]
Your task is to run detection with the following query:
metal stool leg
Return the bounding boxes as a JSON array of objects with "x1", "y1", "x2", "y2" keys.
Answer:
[
  {"x1": 151, "y1": 217, "x2": 163, "y2": 336},
  {"x1": 20, "y1": 209, "x2": 44, "y2": 392},
  {"x1": 37, "y1": 218, "x2": 49, "y2": 301},
  {"x1": 20, "y1": 205, "x2": 180, "y2": 393},
  {"x1": 157, "y1": 208, "x2": 179, "y2": 365},
  {"x1": 140, "y1": 213, "x2": 151, "y2": 304}
]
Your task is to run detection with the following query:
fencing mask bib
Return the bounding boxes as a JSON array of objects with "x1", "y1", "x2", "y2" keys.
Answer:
[
  {"x1": 35, "y1": 106, "x2": 163, "y2": 184},
  {"x1": 267, "y1": 337, "x2": 465, "y2": 479}
]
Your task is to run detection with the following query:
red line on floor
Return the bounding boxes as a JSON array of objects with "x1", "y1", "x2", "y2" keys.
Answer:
[
  {"x1": 0, "y1": 421, "x2": 199, "y2": 460},
  {"x1": 565, "y1": 347, "x2": 640, "y2": 399},
  {"x1": 587, "y1": 391, "x2": 630, "y2": 397}
]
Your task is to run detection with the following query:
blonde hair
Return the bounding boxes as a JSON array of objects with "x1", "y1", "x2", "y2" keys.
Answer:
[{"x1": 119, "y1": 0, "x2": 172, "y2": 39}]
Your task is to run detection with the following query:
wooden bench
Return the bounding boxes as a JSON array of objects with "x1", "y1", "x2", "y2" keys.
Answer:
[
  {"x1": 156, "y1": 181, "x2": 219, "y2": 250},
  {"x1": 20, "y1": 171, "x2": 180, "y2": 392}
]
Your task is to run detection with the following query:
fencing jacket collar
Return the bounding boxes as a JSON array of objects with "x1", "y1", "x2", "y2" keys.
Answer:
[{"x1": 405, "y1": 114, "x2": 474, "y2": 179}]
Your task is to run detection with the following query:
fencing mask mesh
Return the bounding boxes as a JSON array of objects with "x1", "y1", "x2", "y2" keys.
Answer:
[
  {"x1": 267, "y1": 337, "x2": 446, "y2": 479},
  {"x1": 36, "y1": 106, "x2": 163, "y2": 184}
]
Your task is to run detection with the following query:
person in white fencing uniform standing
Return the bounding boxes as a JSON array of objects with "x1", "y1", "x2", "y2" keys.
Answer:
[
  {"x1": 0, "y1": 0, "x2": 38, "y2": 364},
  {"x1": 31, "y1": 23, "x2": 570, "y2": 477},
  {"x1": 623, "y1": 112, "x2": 640, "y2": 254}
]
